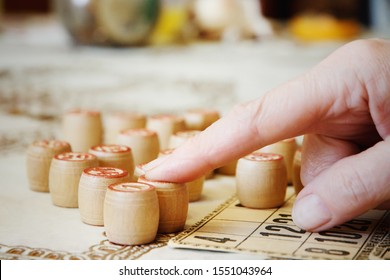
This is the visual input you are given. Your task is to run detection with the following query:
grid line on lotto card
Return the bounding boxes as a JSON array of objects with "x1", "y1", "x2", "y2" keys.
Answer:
[
  {"x1": 225, "y1": 200, "x2": 278, "y2": 249},
  {"x1": 290, "y1": 228, "x2": 368, "y2": 260},
  {"x1": 181, "y1": 199, "x2": 281, "y2": 251},
  {"x1": 348, "y1": 210, "x2": 389, "y2": 259},
  {"x1": 172, "y1": 195, "x2": 239, "y2": 244},
  {"x1": 238, "y1": 222, "x2": 310, "y2": 255},
  {"x1": 170, "y1": 196, "x2": 280, "y2": 250},
  {"x1": 261, "y1": 198, "x2": 312, "y2": 255},
  {"x1": 235, "y1": 195, "x2": 310, "y2": 255},
  {"x1": 252, "y1": 195, "x2": 309, "y2": 243},
  {"x1": 291, "y1": 231, "x2": 321, "y2": 259},
  {"x1": 206, "y1": 193, "x2": 297, "y2": 250},
  {"x1": 215, "y1": 192, "x2": 296, "y2": 225},
  {"x1": 194, "y1": 199, "x2": 278, "y2": 240},
  {"x1": 292, "y1": 210, "x2": 388, "y2": 259},
  {"x1": 291, "y1": 215, "x2": 376, "y2": 259}
]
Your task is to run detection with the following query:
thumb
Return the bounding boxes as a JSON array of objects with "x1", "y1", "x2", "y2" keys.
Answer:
[{"x1": 292, "y1": 138, "x2": 390, "y2": 232}]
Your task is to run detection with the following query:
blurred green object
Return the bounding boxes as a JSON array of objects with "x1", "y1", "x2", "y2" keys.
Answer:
[{"x1": 55, "y1": 0, "x2": 160, "y2": 46}]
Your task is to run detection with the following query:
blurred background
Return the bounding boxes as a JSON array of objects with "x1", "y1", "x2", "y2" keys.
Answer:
[
  {"x1": 0, "y1": 0, "x2": 389, "y2": 126},
  {"x1": 1, "y1": 0, "x2": 389, "y2": 43}
]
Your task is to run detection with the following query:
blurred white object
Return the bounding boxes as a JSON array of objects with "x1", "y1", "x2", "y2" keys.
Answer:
[{"x1": 192, "y1": 0, "x2": 273, "y2": 41}]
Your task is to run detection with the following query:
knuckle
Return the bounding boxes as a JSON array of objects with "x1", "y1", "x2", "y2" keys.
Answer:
[
  {"x1": 342, "y1": 39, "x2": 390, "y2": 71},
  {"x1": 339, "y1": 164, "x2": 372, "y2": 208}
]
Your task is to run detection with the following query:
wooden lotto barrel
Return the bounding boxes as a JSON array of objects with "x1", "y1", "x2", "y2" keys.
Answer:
[
  {"x1": 62, "y1": 109, "x2": 103, "y2": 152},
  {"x1": 146, "y1": 114, "x2": 186, "y2": 150},
  {"x1": 104, "y1": 111, "x2": 146, "y2": 144},
  {"x1": 158, "y1": 148, "x2": 204, "y2": 202},
  {"x1": 138, "y1": 175, "x2": 188, "y2": 233},
  {"x1": 104, "y1": 182, "x2": 159, "y2": 245},
  {"x1": 183, "y1": 108, "x2": 220, "y2": 131},
  {"x1": 89, "y1": 144, "x2": 134, "y2": 178},
  {"x1": 26, "y1": 139, "x2": 71, "y2": 192},
  {"x1": 78, "y1": 167, "x2": 130, "y2": 226},
  {"x1": 117, "y1": 128, "x2": 160, "y2": 166},
  {"x1": 216, "y1": 160, "x2": 237, "y2": 176},
  {"x1": 236, "y1": 152, "x2": 287, "y2": 209},
  {"x1": 168, "y1": 130, "x2": 201, "y2": 149},
  {"x1": 258, "y1": 138, "x2": 297, "y2": 184},
  {"x1": 49, "y1": 152, "x2": 98, "y2": 208}
]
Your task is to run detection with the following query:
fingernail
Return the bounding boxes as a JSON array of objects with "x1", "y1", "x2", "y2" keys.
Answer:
[
  {"x1": 134, "y1": 164, "x2": 145, "y2": 178},
  {"x1": 292, "y1": 194, "x2": 332, "y2": 231},
  {"x1": 142, "y1": 157, "x2": 167, "y2": 172},
  {"x1": 142, "y1": 156, "x2": 173, "y2": 181}
]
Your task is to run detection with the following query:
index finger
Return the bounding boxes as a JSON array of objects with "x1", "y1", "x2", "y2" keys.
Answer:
[
  {"x1": 143, "y1": 41, "x2": 363, "y2": 183},
  {"x1": 143, "y1": 81, "x2": 328, "y2": 182}
]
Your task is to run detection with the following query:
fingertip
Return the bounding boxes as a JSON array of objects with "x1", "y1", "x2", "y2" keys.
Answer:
[
  {"x1": 143, "y1": 154, "x2": 169, "y2": 171},
  {"x1": 143, "y1": 153, "x2": 205, "y2": 183},
  {"x1": 142, "y1": 157, "x2": 169, "y2": 181},
  {"x1": 292, "y1": 193, "x2": 332, "y2": 232}
]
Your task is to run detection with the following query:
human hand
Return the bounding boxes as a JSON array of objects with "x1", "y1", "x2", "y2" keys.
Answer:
[{"x1": 143, "y1": 39, "x2": 390, "y2": 232}]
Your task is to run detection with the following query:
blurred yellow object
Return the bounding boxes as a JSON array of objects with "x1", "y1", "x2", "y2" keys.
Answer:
[
  {"x1": 289, "y1": 14, "x2": 360, "y2": 42},
  {"x1": 149, "y1": 5, "x2": 189, "y2": 45}
]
